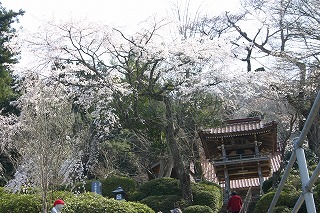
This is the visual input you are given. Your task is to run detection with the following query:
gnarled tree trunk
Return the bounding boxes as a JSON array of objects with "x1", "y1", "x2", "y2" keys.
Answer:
[{"x1": 163, "y1": 96, "x2": 193, "y2": 205}]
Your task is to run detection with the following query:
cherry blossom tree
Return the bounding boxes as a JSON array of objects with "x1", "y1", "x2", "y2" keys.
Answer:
[
  {"x1": 6, "y1": 74, "x2": 80, "y2": 213},
  {"x1": 201, "y1": 0, "x2": 320, "y2": 154},
  {"x1": 21, "y1": 16, "x2": 236, "y2": 204},
  {"x1": 195, "y1": 0, "x2": 320, "y2": 190}
]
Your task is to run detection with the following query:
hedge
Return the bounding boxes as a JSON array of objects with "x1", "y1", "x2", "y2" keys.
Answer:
[
  {"x1": 0, "y1": 193, "x2": 42, "y2": 213},
  {"x1": 253, "y1": 191, "x2": 307, "y2": 213},
  {"x1": 140, "y1": 195, "x2": 182, "y2": 212},
  {"x1": 99, "y1": 175, "x2": 136, "y2": 198},
  {"x1": 0, "y1": 190, "x2": 154, "y2": 213},
  {"x1": 137, "y1": 177, "x2": 181, "y2": 198},
  {"x1": 136, "y1": 178, "x2": 222, "y2": 212},
  {"x1": 184, "y1": 205, "x2": 214, "y2": 213},
  {"x1": 191, "y1": 181, "x2": 223, "y2": 211},
  {"x1": 62, "y1": 192, "x2": 154, "y2": 213}
]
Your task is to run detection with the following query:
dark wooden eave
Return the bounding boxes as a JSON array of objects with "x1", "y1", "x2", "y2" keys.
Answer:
[{"x1": 213, "y1": 155, "x2": 272, "y2": 181}]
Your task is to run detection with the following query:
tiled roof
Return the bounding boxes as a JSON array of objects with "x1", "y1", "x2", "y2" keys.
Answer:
[{"x1": 204, "y1": 118, "x2": 271, "y2": 135}]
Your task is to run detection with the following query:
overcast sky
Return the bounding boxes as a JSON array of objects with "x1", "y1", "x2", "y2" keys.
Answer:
[
  {"x1": 2, "y1": 0, "x2": 242, "y2": 31},
  {"x1": 2, "y1": 0, "x2": 243, "y2": 71}
]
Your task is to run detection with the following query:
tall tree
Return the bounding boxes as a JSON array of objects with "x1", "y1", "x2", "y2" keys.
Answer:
[
  {"x1": 0, "y1": 2, "x2": 24, "y2": 186},
  {"x1": 25, "y1": 18, "x2": 233, "y2": 205},
  {"x1": 197, "y1": 0, "x2": 320, "y2": 190},
  {"x1": 200, "y1": 0, "x2": 320, "y2": 152},
  {"x1": 7, "y1": 75, "x2": 78, "y2": 213},
  {"x1": 0, "y1": 3, "x2": 24, "y2": 115}
]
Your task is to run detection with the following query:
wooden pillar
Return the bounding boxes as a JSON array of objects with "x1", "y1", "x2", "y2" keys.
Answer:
[
  {"x1": 224, "y1": 165, "x2": 230, "y2": 202},
  {"x1": 254, "y1": 139, "x2": 260, "y2": 157},
  {"x1": 257, "y1": 162, "x2": 264, "y2": 195},
  {"x1": 221, "y1": 140, "x2": 230, "y2": 202},
  {"x1": 221, "y1": 144, "x2": 227, "y2": 160},
  {"x1": 254, "y1": 137, "x2": 264, "y2": 195}
]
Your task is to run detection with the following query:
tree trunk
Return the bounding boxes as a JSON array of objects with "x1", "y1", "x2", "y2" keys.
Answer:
[
  {"x1": 307, "y1": 117, "x2": 320, "y2": 157},
  {"x1": 163, "y1": 96, "x2": 193, "y2": 205},
  {"x1": 158, "y1": 158, "x2": 174, "y2": 178},
  {"x1": 191, "y1": 126, "x2": 204, "y2": 181}
]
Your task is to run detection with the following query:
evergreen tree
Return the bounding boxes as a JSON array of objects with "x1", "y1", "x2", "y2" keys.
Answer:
[
  {"x1": 0, "y1": 2, "x2": 24, "y2": 115},
  {"x1": 0, "y1": 2, "x2": 24, "y2": 186}
]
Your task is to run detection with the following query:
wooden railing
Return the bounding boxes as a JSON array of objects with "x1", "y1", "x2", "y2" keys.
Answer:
[
  {"x1": 240, "y1": 187, "x2": 252, "y2": 213},
  {"x1": 212, "y1": 154, "x2": 270, "y2": 166}
]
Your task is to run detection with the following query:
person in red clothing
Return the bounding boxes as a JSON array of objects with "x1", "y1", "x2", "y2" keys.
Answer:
[{"x1": 227, "y1": 191, "x2": 243, "y2": 213}]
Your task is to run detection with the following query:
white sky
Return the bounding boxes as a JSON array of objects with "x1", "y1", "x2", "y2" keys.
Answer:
[
  {"x1": 2, "y1": 0, "x2": 243, "y2": 72},
  {"x1": 2, "y1": 0, "x2": 242, "y2": 31}
]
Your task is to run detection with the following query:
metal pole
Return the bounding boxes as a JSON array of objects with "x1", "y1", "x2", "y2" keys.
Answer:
[
  {"x1": 292, "y1": 162, "x2": 320, "y2": 212},
  {"x1": 267, "y1": 152, "x2": 296, "y2": 213},
  {"x1": 294, "y1": 142, "x2": 316, "y2": 213},
  {"x1": 268, "y1": 90, "x2": 320, "y2": 213},
  {"x1": 292, "y1": 195, "x2": 305, "y2": 213}
]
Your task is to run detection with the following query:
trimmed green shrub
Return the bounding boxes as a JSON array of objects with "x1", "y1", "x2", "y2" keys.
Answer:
[
  {"x1": 136, "y1": 178, "x2": 222, "y2": 212},
  {"x1": 272, "y1": 206, "x2": 291, "y2": 213},
  {"x1": 140, "y1": 195, "x2": 182, "y2": 212},
  {"x1": 253, "y1": 190, "x2": 305, "y2": 213},
  {"x1": 0, "y1": 193, "x2": 42, "y2": 213},
  {"x1": 184, "y1": 205, "x2": 214, "y2": 213},
  {"x1": 137, "y1": 178, "x2": 181, "y2": 197},
  {"x1": 63, "y1": 192, "x2": 154, "y2": 213},
  {"x1": 192, "y1": 190, "x2": 217, "y2": 209},
  {"x1": 0, "y1": 190, "x2": 154, "y2": 213},
  {"x1": 254, "y1": 192, "x2": 273, "y2": 213},
  {"x1": 99, "y1": 175, "x2": 137, "y2": 199},
  {"x1": 191, "y1": 181, "x2": 222, "y2": 211}
]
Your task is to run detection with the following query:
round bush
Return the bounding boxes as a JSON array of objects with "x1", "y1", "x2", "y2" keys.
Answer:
[
  {"x1": 184, "y1": 205, "x2": 214, "y2": 213},
  {"x1": 192, "y1": 190, "x2": 216, "y2": 208},
  {"x1": 99, "y1": 175, "x2": 137, "y2": 199},
  {"x1": 137, "y1": 178, "x2": 181, "y2": 197},
  {"x1": 0, "y1": 193, "x2": 42, "y2": 213},
  {"x1": 254, "y1": 192, "x2": 277, "y2": 213},
  {"x1": 140, "y1": 195, "x2": 181, "y2": 213},
  {"x1": 191, "y1": 181, "x2": 222, "y2": 211},
  {"x1": 254, "y1": 190, "x2": 303, "y2": 213}
]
